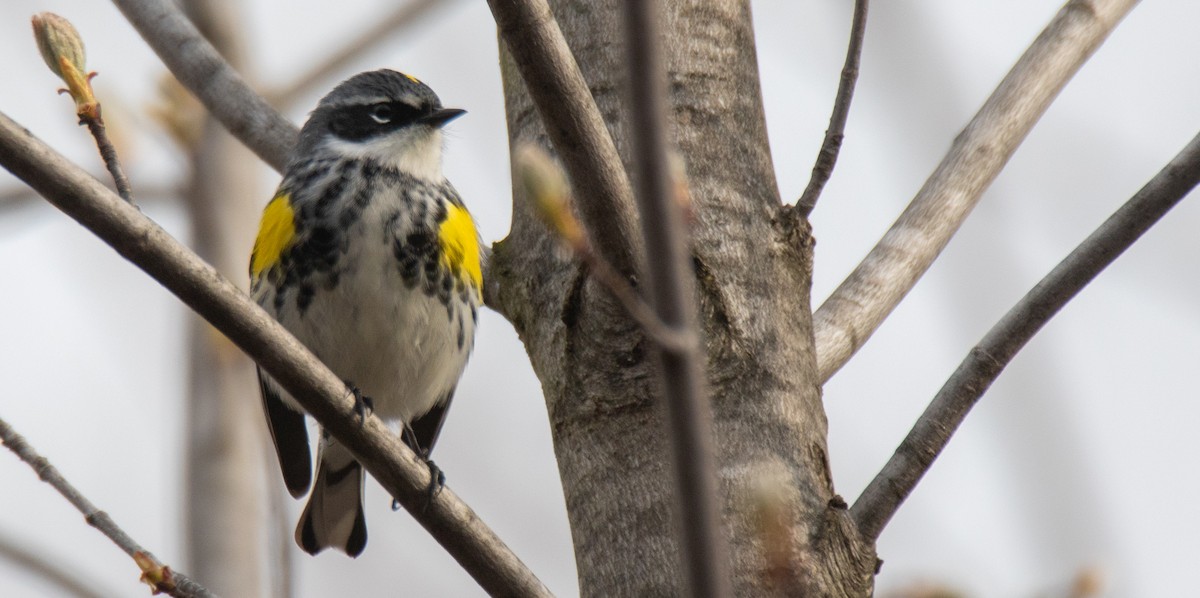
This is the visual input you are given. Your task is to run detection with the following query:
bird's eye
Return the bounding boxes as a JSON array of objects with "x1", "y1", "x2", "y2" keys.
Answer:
[{"x1": 369, "y1": 104, "x2": 394, "y2": 124}]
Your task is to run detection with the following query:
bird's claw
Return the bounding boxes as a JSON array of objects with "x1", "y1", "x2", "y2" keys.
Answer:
[
  {"x1": 421, "y1": 455, "x2": 445, "y2": 513},
  {"x1": 346, "y1": 382, "x2": 373, "y2": 427}
]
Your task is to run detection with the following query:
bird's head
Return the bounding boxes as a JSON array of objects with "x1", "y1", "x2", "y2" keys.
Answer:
[{"x1": 294, "y1": 69, "x2": 465, "y2": 180}]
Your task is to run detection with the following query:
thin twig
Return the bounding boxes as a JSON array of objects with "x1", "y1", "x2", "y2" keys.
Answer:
[
  {"x1": 0, "y1": 531, "x2": 114, "y2": 598},
  {"x1": 812, "y1": 0, "x2": 1139, "y2": 383},
  {"x1": 850, "y1": 128, "x2": 1200, "y2": 542},
  {"x1": 81, "y1": 114, "x2": 133, "y2": 202},
  {"x1": 0, "y1": 417, "x2": 215, "y2": 598},
  {"x1": 266, "y1": 0, "x2": 451, "y2": 107},
  {"x1": 487, "y1": 0, "x2": 642, "y2": 276},
  {"x1": 576, "y1": 243, "x2": 692, "y2": 352},
  {"x1": 111, "y1": 0, "x2": 297, "y2": 172},
  {"x1": 795, "y1": 0, "x2": 868, "y2": 217},
  {"x1": 623, "y1": 2, "x2": 729, "y2": 597},
  {"x1": 0, "y1": 111, "x2": 551, "y2": 598}
]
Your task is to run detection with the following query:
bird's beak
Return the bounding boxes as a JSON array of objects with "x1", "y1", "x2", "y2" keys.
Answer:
[{"x1": 420, "y1": 108, "x2": 466, "y2": 128}]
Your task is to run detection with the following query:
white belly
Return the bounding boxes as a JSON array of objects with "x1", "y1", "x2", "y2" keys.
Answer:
[{"x1": 262, "y1": 225, "x2": 476, "y2": 424}]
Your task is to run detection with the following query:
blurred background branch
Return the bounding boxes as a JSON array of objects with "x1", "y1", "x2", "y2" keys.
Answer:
[
  {"x1": 265, "y1": 0, "x2": 454, "y2": 107},
  {"x1": 0, "y1": 531, "x2": 113, "y2": 598},
  {"x1": 112, "y1": 0, "x2": 297, "y2": 171},
  {"x1": 175, "y1": 1, "x2": 276, "y2": 596}
]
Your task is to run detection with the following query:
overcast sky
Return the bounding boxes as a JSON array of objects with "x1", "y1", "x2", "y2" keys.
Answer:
[{"x1": 1, "y1": 1, "x2": 1198, "y2": 596}]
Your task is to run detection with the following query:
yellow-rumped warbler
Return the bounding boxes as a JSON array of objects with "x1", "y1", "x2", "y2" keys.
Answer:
[{"x1": 249, "y1": 69, "x2": 481, "y2": 557}]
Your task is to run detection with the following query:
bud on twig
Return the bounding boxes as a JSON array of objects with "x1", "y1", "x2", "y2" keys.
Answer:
[
  {"x1": 515, "y1": 143, "x2": 586, "y2": 250},
  {"x1": 32, "y1": 12, "x2": 99, "y2": 120}
]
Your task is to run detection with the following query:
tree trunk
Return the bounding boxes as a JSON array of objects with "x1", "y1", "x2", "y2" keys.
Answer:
[
  {"x1": 493, "y1": 0, "x2": 876, "y2": 595},
  {"x1": 180, "y1": 2, "x2": 275, "y2": 595}
]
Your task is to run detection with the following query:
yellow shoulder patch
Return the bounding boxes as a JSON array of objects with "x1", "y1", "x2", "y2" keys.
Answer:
[
  {"x1": 250, "y1": 193, "x2": 296, "y2": 280},
  {"x1": 437, "y1": 203, "x2": 482, "y2": 298}
]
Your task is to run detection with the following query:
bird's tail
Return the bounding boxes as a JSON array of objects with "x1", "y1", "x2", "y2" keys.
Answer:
[{"x1": 295, "y1": 437, "x2": 367, "y2": 557}]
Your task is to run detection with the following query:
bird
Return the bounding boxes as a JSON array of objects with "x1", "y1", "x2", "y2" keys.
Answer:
[{"x1": 249, "y1": 69, "x2": 481, "y2": 557}]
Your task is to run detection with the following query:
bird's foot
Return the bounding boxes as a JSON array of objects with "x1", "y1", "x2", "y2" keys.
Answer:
[
  {"x1": 345, "y1": 382, "x2": 373, "y2": 427},
  {"x1": 421, "y1": 454, "x2": 445, "y2": 513}
]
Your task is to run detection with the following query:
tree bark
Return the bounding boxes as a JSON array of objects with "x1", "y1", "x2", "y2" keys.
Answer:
[{"x1": 493, "y1": 1, "x2": 876, "y2": 594}]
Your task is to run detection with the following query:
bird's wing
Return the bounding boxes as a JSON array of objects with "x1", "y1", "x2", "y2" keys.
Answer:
[
  {"x1": 258, "y1": 368, "x2": 313, "y2": 498},
  {"x1": 406, "y1": 388, "x2": 455, "y2": 456}
]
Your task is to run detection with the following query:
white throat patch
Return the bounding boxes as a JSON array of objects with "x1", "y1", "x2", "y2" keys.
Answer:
[{"x1": 324, "y1": 128, "x2": 445, "y2": 181}]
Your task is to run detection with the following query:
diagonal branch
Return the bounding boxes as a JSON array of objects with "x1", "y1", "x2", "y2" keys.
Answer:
[
  {"x1": 794, "y1": 0, "x2": 869, "y2": 216},
  {"x1": 0, "y1": 112, "x2": 551, "y2": 598},
  {"x1": 812, "y1": 0, "x2": 1139, "y2": 383},
  {"x1": 486, "y1": 0, "x2": 641, "y2": 276},
  {"x1": 111, "y1": 0, "x2": 297, "y2": 172},
  {"x1": 266, "y1": 0, "x2": 453, "y2": 107},
  {"x1": 850, "y1": 128, "x2": 1200, "y2": 542},
  {"x1": 0, "y1": 417, "x2": 214, "y2": 598}
]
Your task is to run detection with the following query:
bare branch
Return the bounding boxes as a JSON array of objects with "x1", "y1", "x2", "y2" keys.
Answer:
[
  {"x1": 795, "y1": 0, "x2": 868, "y2": 216},
  {"x1": 0, "y1": 532, "x2": 113, "y2": 598},
  {"x1": 0, "y1": 417, "x2": 215, "y2": 598},
  {"x1": 813, "y1": 0, "x2": 1138, "y2": 383},
  {"x1": 851, "y1": 128, "x2": 1200, "y2": 542},
  {"x1": 111, "y1": 0, "x2": 297, "y2": 172},
  {"x1": 266, "y1": 0, "x2": 452, "y2": 107},
  {"x1": 0, "y1": 112, "x2": 552, "y2": 598},
  {"x1": 623, "y1": 2, "x2": 729, "y2": 597},
  {"x1": 487, "y1": 0, "x2": 641, "y2": 276}
]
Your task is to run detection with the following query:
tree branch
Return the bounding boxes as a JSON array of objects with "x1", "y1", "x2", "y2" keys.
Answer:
[
  {"x1": 850, "y1": 128, "x2": 1200, "y2": 542},
  {"x1": 0, "y1": 417, "x2": 215, "y2": 598},
  {"x1": 794, "y1": 0, "x2": 868, "y2": 217},
  {"x1": 266, "y1": 0, "x2": 452, "y2": 107},
  {"x1": 0, "y1": 112, "x2": 551, "y2": 598},
  {"x1": 110, "y1": 0, "x2": 297, "y2": 172},
  {"x1": 487, "y1": 0, "x2": 642, "y2": 276},
  {"x1": 812, "y1": 0, "x2": 1138, "y2": 383},
  {"x1": 623, "y1": 2, "x2": 729, "y2": 596}
]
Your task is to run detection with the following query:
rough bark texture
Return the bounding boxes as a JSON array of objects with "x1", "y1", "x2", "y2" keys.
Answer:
[{"x1": 492, "y1": 1, "x2": 876, "y2": 595}]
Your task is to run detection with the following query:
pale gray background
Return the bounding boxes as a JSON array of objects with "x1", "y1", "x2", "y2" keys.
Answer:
[{"x1": 1, "y1": 1, "x2": 1197, "y2": 596}]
